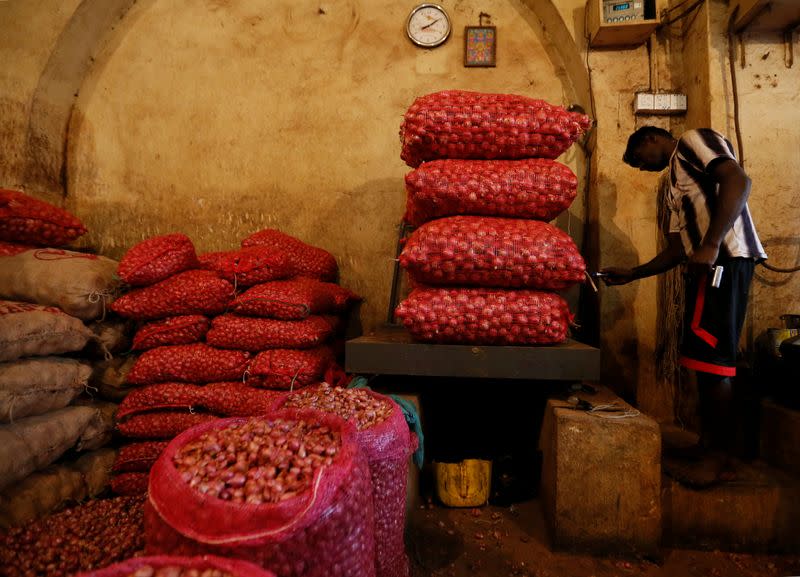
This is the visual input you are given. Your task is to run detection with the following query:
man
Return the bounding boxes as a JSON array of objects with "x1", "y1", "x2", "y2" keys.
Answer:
[{"x1": 602, "y1": 126, "x2": 767, "y2": 486}]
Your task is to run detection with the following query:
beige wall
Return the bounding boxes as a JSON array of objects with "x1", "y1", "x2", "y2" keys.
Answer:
[{"x1": 0, "y1": 0, "x2": 797, "y2": 419}]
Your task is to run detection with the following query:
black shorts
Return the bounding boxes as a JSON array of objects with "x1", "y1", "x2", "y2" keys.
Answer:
[{"x1": 679, "y1": 257, "x2": 755, "y2": 377}]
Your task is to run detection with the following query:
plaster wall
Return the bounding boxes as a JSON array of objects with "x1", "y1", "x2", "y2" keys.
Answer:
[{"x1": 0, "y1": 0, "x2": 83, "y2": 192}]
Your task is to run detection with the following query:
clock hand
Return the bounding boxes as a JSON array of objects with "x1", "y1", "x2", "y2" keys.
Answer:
[{"x1": 421, "y1": 18, "x2": 441, "y2": 30}]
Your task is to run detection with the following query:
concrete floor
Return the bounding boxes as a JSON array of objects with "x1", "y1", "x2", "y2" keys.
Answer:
[{"x1": 406, "y1": 500, "x2": 800, "y2": 577}]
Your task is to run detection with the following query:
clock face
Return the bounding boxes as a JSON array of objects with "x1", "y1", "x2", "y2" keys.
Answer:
[{"x1": 406, "y1": 4, "x2": 451, "y2": 48}]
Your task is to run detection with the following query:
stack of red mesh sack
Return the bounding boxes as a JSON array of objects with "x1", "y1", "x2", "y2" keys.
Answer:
[
  {"x1": 395, "y1": 91, "x2": 591, "y2": 345},
  {"x1": 109, "y1": 230, "x2": 360, "y2": 494}
]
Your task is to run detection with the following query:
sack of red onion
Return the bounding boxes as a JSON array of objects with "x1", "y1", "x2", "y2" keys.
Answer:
[
  {"x1": 400, "y1": 91, "x2": 592, "y2": 167},
  {"x1": 111, "y1": 270, "x2": 234, "y2": 321},
  {"x1": 281, "y1": 385, "x2": 412, "y2": 577},
  {"x1": 241, "y1": 229, "x2": 338, "y2": 282},
  {"x1": 395, "y1": 287, "x2": 572, "y2": 345},
  {"x1": 132, "y1": 315, "x2": 211, "y2": 351},
  {"x1": 117, "y1": 233, "x2": 199, "y2": 287},
  {"x1": 144, "y1": 410, "x2": 376, "y2": 577},
  {"x1": 113, "y1": 441, "x2": 171, "y2": 474},
  {"x1": 117, "y1": 411, "x2": 221, "y2": 440},
  {"x1": 0, "y1": 188, "x2": 87, "y2": 246},
  {"x1": 199, "y1": 247, "x2": 293, "y2": 287},
  {"x1": 247, "y1": 348, "x2": 336, "y2": 390},
  {"x1": 206, "y1": 315, "x2": 333, "y2": 351},
  {"x1": 404, "y1": 158, "x2": 577, "y2": 226},
  {"x1": 74, "y1": 555, "x2": 276, "y2": 577},
  {"x1": 117, "y1": 382, "x2": 287, "y2": 420},
  {"x1": 399, "y1": 216, "x2": 585, "y2": 290},
  {"x1": 232, "y1": 279, "x2": 359, "y2": 320},
  {"x1": 126, "y1": 344, "x2": 251, "y2": 385}
]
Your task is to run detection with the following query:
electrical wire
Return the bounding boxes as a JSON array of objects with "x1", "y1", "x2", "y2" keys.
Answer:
[
  {"x1": 727, "y1": 6, "x2": 746, "y2": 165},
  {"x1": 761, "y1": 261, "x2": 800, "y2": 273},
  {"x1": 659, "y1": 0, "x2": 705, "y2": 27},
  {"x1": 583, "y1": 0, "x2": 598, "y2": 120},
  {"x1": 662, "y1": 0, "x2": 695, "y2": 15}
]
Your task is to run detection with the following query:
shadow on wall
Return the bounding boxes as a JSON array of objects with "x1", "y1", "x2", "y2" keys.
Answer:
[
  {"x1": 318, "y1": 176, "x2": 404, "y2": 332},
  {"x1": 597, "y1": 175, "x2": 642, "y2": 403}
]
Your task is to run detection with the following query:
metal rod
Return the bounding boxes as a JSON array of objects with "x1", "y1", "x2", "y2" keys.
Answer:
[{"x1": 386, "y1": 223, "x2": 408, "y2": 325}]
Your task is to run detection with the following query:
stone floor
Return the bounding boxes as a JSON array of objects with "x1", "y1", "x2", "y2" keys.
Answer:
[{"x1": 406, "y1": 500, "x2": 800, "y2": 577}]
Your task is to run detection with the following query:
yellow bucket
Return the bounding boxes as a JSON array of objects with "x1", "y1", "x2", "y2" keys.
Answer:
[{"x1": 434, "y1": 459, "x2": 492, "y2": 507}]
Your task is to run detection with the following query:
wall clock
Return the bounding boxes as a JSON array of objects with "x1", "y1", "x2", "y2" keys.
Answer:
[{"x1": 406, "y1": 4, "x2": 451, "y2": 48}]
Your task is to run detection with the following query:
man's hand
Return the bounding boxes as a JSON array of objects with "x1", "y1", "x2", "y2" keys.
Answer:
[
  {"x1": 688, "y1": 243, "x2": 719, "y2": 276},
  {"x1": 600, "y1": 267, "x2": 637, "y2": 286}
]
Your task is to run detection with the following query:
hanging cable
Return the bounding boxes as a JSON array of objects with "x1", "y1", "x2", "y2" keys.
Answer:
[
  {"x1": 662, "y1": 0, "x2": 695, "y2": 16},
  {"x1": 659, "y1": 0, "x2": 705, "y2": 27},
  {"x1": 727, "y1": 6, "x2": 746, "y2": 165},
  {"x1": 761, "y1": 261, "x2": 800, "y2": 273}
]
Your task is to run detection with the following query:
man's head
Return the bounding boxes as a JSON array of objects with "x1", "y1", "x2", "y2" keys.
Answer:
[{"x1": 623, "y1": 126, "x2": 676, "y2": 172}]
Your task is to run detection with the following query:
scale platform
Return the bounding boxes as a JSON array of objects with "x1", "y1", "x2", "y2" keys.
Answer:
[{"x1": 345, "y1": 326, "x2": 600, "y2": 381}]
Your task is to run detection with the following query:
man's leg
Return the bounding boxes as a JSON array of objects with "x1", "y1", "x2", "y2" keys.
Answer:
[{"x1": 696, "y1": 372, "x2": 735, "y2": 454}]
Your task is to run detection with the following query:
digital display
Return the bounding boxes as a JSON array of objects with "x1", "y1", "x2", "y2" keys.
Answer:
[{"x1": 613, "y1": 3, "x2": 631, "y2": 10}]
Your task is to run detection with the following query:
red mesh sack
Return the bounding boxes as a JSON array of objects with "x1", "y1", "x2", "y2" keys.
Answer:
[
  {"x1": 404, "y1": 158, "x2": 578, "y2": 226},
  {"x1": 241, "y1": 229, "x2": 338, "y2": 281},
  {"x1": 127, "y1": 344, "x2": 251, "y2": 385},
  {"x1": 399, "y1": 91, "x2": 592, "y2": 167},
  {"x1": 282, "y1": 386, "x2": 413, "y2": 577},
  {"x1": 399, "y1": 216, "x2": 585, "y2": 290},
  {"x1": 200, "y1": 382, "x2": 288, "y2": 417},
  {"x1": 74, "y1": 555, "x2": 277, "y2": 577},
  {"x1": 199, "y1": 247, "x2": 294, "y2": 287},
  {"x1": 117, "y1": 233, "x2": 199, "y2": 287},
  {"x1": 132, "y1": 315, "x2": 210, "y2": 351},
  {"x1": 113, "y1": 441, "x2": 170, "y2": 473},
  {"x1": 206, "y1": 315, "x2": 333, "y2": 351},
  {"x1": 111, "y1": 270, "x2": 233, "y2": 321},
  {"x1": 396, "y1": 287, "x2": 572, "y2": 345},
  {"x1": 0, "y1": 241, "x2": 34, "y2": 257},
  {"x1": 0, "y1": 188, "x2": 87, "y2": 246},
  {"x1": 144, "y1": 410, "x2": 376, "y2": 577},
  {"x1": 118, "y1": 383, "x2": 204, "y2": 417},
  {"x1": 247, "y1": 348, "x2": 336, "y2": 390},
  {"x1": 117, "y1": 410, "x2": 220, "y2": 439},
  {"x1": 232, "y1": 279, "x2": 358, "y2": 320},
  {"x1": 117, "y1": 382, "x2": 286, "y2": 419},
  {"x1": 111, "y1": 472, "x2": 150, "y2": 495}
]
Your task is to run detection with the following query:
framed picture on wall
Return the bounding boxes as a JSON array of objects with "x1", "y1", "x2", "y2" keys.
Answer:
[{"x1": 464, "y1": 26, "x2": 496, "y2": 67}]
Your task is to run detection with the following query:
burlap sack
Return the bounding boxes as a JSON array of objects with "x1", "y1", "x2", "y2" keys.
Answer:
[
  {"x1": 0, "y1": 406, "x2": 98, "y2": 491},
  {"x1": 89, "y1": 356, "x2": 138, "y2": 402},
  {"x1": 0, "y1": 300, "x2": 93, "y2": 362},
  {"x1": 85, "y1": 319, "x2": 134, "y2": 359},
  {"x1": 73, "y1": 399, "x2": 119, "y2": 451},
  {"x1": 0, "y1": 249, "x2": 119, "y2": 320},
  {"x1": 0, "y1": 357, "x2": 91, "y2": 422}
]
